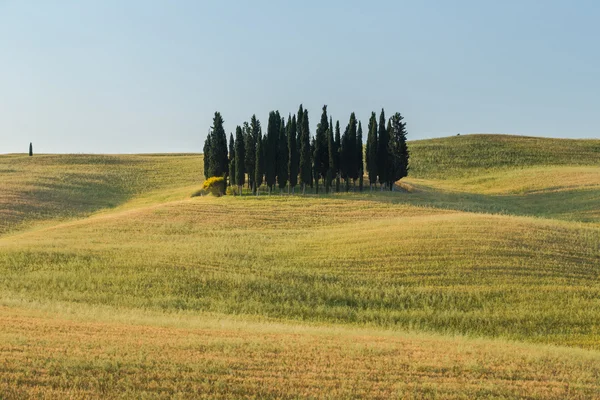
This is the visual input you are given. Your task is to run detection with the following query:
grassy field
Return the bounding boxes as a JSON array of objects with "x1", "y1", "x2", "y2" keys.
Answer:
[{"x1": 1, "y1": 134, "x2": 599, "y2": 398}]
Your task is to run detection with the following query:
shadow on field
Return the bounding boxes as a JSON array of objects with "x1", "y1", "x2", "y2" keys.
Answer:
[{"x1": 315, "y1": 183, "x2": 600, "y2": 223}]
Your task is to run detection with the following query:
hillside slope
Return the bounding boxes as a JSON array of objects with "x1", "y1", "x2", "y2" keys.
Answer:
[
  {"x1": 0, "y1": 154, "x2": 202, "y2": 235},
  {"x1": 1, "y1": 134, "x2": 600, "y2": 398},
  {"x1": 409, "y1": 134, "x2": 600, "y2": 179}
]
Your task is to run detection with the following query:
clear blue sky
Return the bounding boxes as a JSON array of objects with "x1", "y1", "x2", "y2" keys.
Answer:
[{"x1": 1, "y1": 0, "x2": 599, "y2": 154}]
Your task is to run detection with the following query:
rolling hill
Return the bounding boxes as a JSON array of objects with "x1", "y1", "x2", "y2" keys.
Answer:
[{"x1": 1, "y1": 134, "x2": 599, "y2": 398}]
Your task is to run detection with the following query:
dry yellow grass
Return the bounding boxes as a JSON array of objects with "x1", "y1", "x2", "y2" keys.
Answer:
[
  {"x1": 2, "y1": 305, "x2": 600, "y2": 399},
  {"x1": 1, "y1": 135, "x2": 600, "y2": 398},
  {"x1": 407, "y1": 166, "x2": 600, "y2": 195},
  {"x1": 1, "y1": 196, "x2": 598, "y2": 349}
]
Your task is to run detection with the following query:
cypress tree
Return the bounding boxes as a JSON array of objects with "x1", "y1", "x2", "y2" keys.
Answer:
[
  {"x1": 29, "y1": 143, "x2": 33, "y2": 157},
  {"x1": 314, "y1": 105, "x2": 329, "y2": 194},
  {"x1": 327, "y1": 125, "x2": 335, "y2": 193},
  {"x1": 389, "y1": 112, "x2": 410, "y2": 190},
  {"x1": 327, "y1": 116, "x2": 334, "y2": 192},
  {"x1": 248, "y1": 115, "x2": 261, "y2": 193},
  {"x1": 299, "y1": 109, "x2": 311, "y2": 194},
  {"x1": 262, "y1": 134, "x2": 268, "y2": 185},
  {"x1": 254, "y1": 130, "x2": 264, "y2": 195},
  {"x1": 347, "y1": 113, "x2": 358, "y2": 189},
  {"x1": 386, "y1": 119, "x2": 392, "y2": 186},
  {"x1": 377, "y1": 109, "x2": 389, "y2": 189},
  {"x1": 228, "y1": 133, "x2": 236, "y2": 187},
  {"x1": 203, "y1": 134, "x2": 212, "y2": 179},
  {"x1": 334, "y1": 121, "x2": 341, "y2": 192},
  {"x1": 340, "y1": 125, "x2": 350, "y2": 191},
  {"x1": 296, "y1": 105, "x2": 303, "y2": 176},
  {"x1": 278, "y1": 117, "x2": 289, "y2": 191},
  {"x1": 208, "y1": 112, "x2": 228, "y2": 178},
  {"x1": 265, "y1": 111, "x2": 279, "y2": 194},
  {"x1": 357, "y1": 121, "x2": 364, "y2": 192},
  {"x1": 366, "y1": 112, "x2": 378, "y2": 190},
  {"x1": 235, "y1": 125, "x2": 246, "y2": 192},
  {"x1": 243, "y1": 121, "x2": 255, "y2": 190},
  {"x1": 311, "y1": 136, "x2": 316, "y2": 192},
  {"x1": 288, "y1": 114, "x2": 298, "y2": 193}
]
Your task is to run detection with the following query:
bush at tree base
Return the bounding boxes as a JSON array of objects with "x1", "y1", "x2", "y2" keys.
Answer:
[{"x1": 202, "y1": 176, "x2": 226, "y2": 197}]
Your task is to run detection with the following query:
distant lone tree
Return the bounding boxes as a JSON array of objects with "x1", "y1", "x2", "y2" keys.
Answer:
[{"x1": 29, "y1": 142, "x2": 33, "y2": 157}]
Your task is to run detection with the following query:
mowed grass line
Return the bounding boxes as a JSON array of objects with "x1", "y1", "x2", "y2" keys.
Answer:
[
  {"x1": 1, "y1": 196, "x2": 598, "y2": 348},
  {"x1": 1, "y1": 305, "x2": 600, "y2": 399}
]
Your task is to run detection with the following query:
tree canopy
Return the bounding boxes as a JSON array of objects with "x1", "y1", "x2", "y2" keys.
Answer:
[{"x1": 203, "y1": 105, "x2": 410, "y2": 195}]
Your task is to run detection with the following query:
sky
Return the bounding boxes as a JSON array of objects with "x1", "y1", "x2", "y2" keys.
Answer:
[{"x1": 1, "y1": 0, "x2": 599, "y2": 154}]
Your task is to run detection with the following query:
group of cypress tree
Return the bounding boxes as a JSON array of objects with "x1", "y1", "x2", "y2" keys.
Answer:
[{"x1": 203, "y1": 106, "x2": 409, "y2": 195}]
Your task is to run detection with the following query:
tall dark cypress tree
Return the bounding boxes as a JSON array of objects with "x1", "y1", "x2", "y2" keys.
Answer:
[
  {"x1": 389, "y1": 112, "x2": 410, "y2": 190},
  {"x1": 235, "y1": 126, "x2": 245, "y2": 192},
  {"x1": 327, "y1": 125, "x2": 335, "y2": 192},
  {"x1": 366, "y1": 112, "x2": 378, "y2": 190},
  {"x1": 228, "y1": 133, "x2": 236, "y2": 187},
  {"x1": 249, "y1": 115, "x2": 261, "y2": 193},
  {"x1": 208, "y1": 112, "x2": 228, "y2": 178},
  {"x1": 296, "y1": 105, "x2": 303, "y2": 176},
  {"x1": 377, "y1": 109, "x2": 389, "y2": 188},
  {"x1": 29, "y1": 143, "x2": 33, "y2": 157},
  {"x1": 299, "y1": 109, "x2": 311, "y2": 194},
  {"x1": 334, "y1": 121, "x2": 341, "y2": 192},
  {"x1": 386, "y1": 119, "x2": 393, "y2": 189},
  {"x1": 278, "y1": 117, "x2": 289, "y2": 191},
  {"x1": 265, "y1": 111, "x2": 279, "y2": 194},
  {"x1": 347, "y1": 113, "x2": 358, "y2": 189},
  {"x1": 254, "y1": 130, "x2": 264, "y2": 195},
  {"x1": 327, "y1": 116, "x2": 334, "y2": 192},
  {"x1": 203, "y1": 133, "x2": 212, "y2": 179},
  {"x1": 311, "y1": 136, "x2": 316, "y2": 192},
  {"x1": 288, "y1": 114, "x2": 298, "y2": 193},
  {"x1": 314, "y1": 105, "x2": 329, "y2": 194},
  {"x1": 340, "y1": 125, "x2": 350, "y2": 191},
  {"x1": 243, "y1": 121, "x2": 254, "y2": 190},
  {"x1": 357, "y1": 121, "x2": 364, "y2": 192}
]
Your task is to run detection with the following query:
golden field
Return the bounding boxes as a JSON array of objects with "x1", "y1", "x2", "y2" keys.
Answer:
[{"x1": 1, "y1": 134, "x2": 599, "y2": 398}]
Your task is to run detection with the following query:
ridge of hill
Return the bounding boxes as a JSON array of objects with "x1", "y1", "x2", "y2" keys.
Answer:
[{"x1": 1, "y1": 134, "x2": 599, "y2": 235}]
